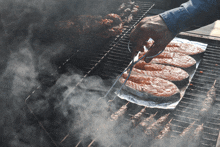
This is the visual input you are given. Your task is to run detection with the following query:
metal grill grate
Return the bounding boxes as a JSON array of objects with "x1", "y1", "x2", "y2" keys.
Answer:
[
  {"x1": 92, "y1": 16, "x2": 220, "y2": 147},
  {"x1": 170, "y1": 39, "x2": 220, "y2": 147},
  {"x1": 71, "y1": 1, "x2": 155, "y2": 77},
  {"x1": 55, "y1": 2, "x2": 220, "y2": 146}
]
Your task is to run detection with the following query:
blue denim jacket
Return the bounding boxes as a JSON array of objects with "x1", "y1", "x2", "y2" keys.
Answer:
[{"x1": 160, "y1": 0, "x2": 220, "y2": 35}]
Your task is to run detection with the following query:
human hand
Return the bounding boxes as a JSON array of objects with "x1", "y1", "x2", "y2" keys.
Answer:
[{"x1": 130, "y1": 15, "x2": 175, "y2": 62}]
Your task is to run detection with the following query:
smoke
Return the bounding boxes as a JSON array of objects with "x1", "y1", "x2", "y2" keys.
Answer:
[
  {"x1": 0, "y1": 0, "x2": 138, "y2": 146},
  {"x1": 0, "y1": 37, "x2": 41, "y2": 146},
  {"x1": 0, "y1": 0, "x2": 212, "y2": 147}
]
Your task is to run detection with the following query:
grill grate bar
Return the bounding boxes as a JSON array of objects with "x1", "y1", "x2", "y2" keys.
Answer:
[
  {"x1": 175, "y1": 108, "x2": 220, "y2": 122},
  {"x1": 177, "y1": 104, "x2": 200, "y2": 111},
  {"x1": 181, "y1": 96, "x2": 204, "y2": 103},
  {"x1": 181, "y1": 97, "x2": 204, "y2": 105},
  {"x1": 172, "y1": 118, "x2": 197, "y2": 126},
  {"x1": 171, "y1": 123, "x2": 219, "y2": 137},
  {"x1": 184, "y1": 88, "x2": 208, "y2": 96},
  {"x1": 173, "y1": 113, "x2": 200, "y2": 121},
  {"x1": 199, "y1": 64, "x2": 220, "y2": 71},
  {"x1": 179, "y1": 101, "x2": 202, "y2": 109},
  {"x1": 196, "y1": 67, "x2": 220, "y2": 74},
  {"x1": 107, "y1": 54, "x2": 131, "y2": 60},
  {"x1": 202, "y1": 136, "x2": 217, "y2": 143},
  {"x1": 203, "y1": 54, "x2": 220, "y2": 60},
  {"x1": 190, "y1": 78, "x2": 218, "y2": 86},
  {"x1": 194, "y1": 71, "x2": 219, "y2": 78},
  {"x1": 175, "y1": 108, "x2": 199, "y2": 115},
  {"x1": 184, "y1": 92, "x2": 206, "y2": 98},
  {"x1": 187, "y1": 86, "x2": 214, "y2": 94},
  {"x1": 200, "y1": 143, "x2": 213, "y2": 147},
  {"x1": 202, "y1": 131, "x2": 219, "y2": 137},
  {"x1": 199, "y1": 60, "x2": 220, "y2": 67},
  {"x1": 204, "y1": 47, "x2": 220, "y2": 54},
  {"x1": 204, "y1": 52, "x2": 220, "y2": 58},
  {"x1": 104, "y1": 62, "x2": 130, "y2": 70},
  {"x1": 205, "y1": 121, "x2": 220, "y2": 128},
  {"x1": 171, "y1": 126, "x2": 218, "y2": 140},
  {"x1": 192, "y1": 72, "x2": 219, "y2": 78}
]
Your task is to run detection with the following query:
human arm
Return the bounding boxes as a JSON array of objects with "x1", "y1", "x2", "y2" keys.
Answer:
[
  {"x1": 130, "y1": 0, "x2": 220, "y2": 62},
  {"x1": 160, "y1": 0, "x2": 220, "y2": 35}
]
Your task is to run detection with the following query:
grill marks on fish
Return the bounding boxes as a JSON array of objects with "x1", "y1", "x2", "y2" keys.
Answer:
[
  {"x1": 199, "y1": 80, "x2": 216, "y2": 117},
  {"x1": 133, "y1": 60, "x2": 189, "y2": 82},
  {"x1": 110, "y1": 102, "x2": 129, "y2": 121},
  {"x1": 120, "y1": 73, "x2": 180, "y2": 97},
  {"x1": 139, "y1": 51, "x2": 196, "y2": 69},
  {"x1": 145, "y1": 41, "x2": 205, "y2": 55},
  {"x1": 144, "y1": 113, "x2": 170, "y2": 137}
]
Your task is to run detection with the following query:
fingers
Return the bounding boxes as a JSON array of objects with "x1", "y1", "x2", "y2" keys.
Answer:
[
  {"x1": 129, "y1": 15, "x2": 175, "y2": 61},
  {"x1": 131, "y1": 38, "x2": 148, "y2": 57},
  {"x1": 143, "y1": 40, "x2": 154, "y2": 49},
  {"x1": 144, "y1": 40, "x2": 167, "y2": 63}
]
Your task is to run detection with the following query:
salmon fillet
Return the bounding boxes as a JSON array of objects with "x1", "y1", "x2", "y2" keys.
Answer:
[
  {"x1": 139, "y1": 51, "x2": 196, "y2": 69},
  {"x1": 132, "y1": 61, "x2": 189, "y2": 82},
  {"x1": 146, "y1": 41, "x2": 205, "y2": 55},
  {"x1": 120, "y1": 73, "x2": 179, "y2": 98},
  {"x1": 134, "y1": 61, "x2": 162, "y2": 71}
]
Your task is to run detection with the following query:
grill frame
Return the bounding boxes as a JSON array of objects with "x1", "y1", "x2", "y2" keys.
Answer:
[
  {"x1": 24, "y1": 1, "x2": 220, "y2": 146},
  {"x1": 98, "y1": 35, "x2": 220, "y2": 147},
  {"x1": 85, "y1": 9, "x2": 220, "y2": 147},
  {"x1": 72, "y1": 3, "x2": 220, "y2": 147}
]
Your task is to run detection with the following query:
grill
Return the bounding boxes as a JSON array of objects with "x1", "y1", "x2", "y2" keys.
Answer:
[
  {"x1": 26, "y1": 1, "x2": 220, "y2": 147},
  {"x1": 91, "y1": 33, "x2": 220, "y2": 146},
  {"x1": 168, "y1": 34, "x2": 220, "y2": 147},
  {"x1": 70, "y1": 3, "x2": 220, "y2": 146},
  {"x1": 88, "y1": 37, "x2": 220, "y2": 146},
  {"x1": 70, "y1": 2, "x2": 155, "y2": 77}
]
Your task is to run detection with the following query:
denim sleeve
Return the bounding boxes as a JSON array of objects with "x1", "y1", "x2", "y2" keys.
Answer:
[{"x1": 159, "y1": 0, "x2": 220, "y2": 35}]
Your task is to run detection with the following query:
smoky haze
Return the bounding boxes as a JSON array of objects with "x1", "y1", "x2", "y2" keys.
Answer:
[
  {"x1": 0, "y1": 0, "x2": 139, "y2": 146},
  {"x1": 0, "y1": 0, "x2": 209, "y2": 147}
]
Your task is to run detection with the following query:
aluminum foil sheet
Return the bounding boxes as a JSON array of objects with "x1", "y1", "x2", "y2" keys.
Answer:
[{"x1": 116, "y1": 37, "x2": 208, "y2": 109}]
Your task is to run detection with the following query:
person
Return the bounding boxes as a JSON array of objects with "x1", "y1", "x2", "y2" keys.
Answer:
[{"x1": 130, "y1": 0, "x2": 220, "y2": 62}]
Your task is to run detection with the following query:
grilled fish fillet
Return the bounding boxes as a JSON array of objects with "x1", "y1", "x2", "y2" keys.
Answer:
[
  {"x1": 119, "y1": 73, "x2": 180, "y2": 102},
  {"x1": 139, "y1": 51, "x2": 196, "y2": 69},
  {"x1": 133, "y1": 61, "x2": 189, "y2": 88},
  {"x1": 146, "y1": 41, "x2": 205, "y2": 55}
]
